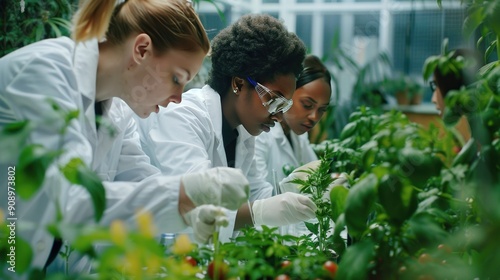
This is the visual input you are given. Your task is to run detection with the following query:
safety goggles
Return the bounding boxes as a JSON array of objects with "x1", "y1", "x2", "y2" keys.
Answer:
[
  {"x1": 246, "y1": 77, "x2": 293, "y2": 115},
  {"x1": 429, "y1": 80, "x2": 437, "y2": 92}
]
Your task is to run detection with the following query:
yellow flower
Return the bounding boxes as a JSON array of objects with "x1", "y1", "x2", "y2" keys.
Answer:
[
  {"x1": 124, "y1": 250, "x2": 142, "y2": 279},
  {"x1": 171, "y1": 234, "x2": 194, "y2": 255},
  {"x1": 109, "y1": 220, "x2": 127, "y2": 247},
  {"x1": 136, "y1": 209, "x2": 156, "y2": 238},
  {"x1": 145, "y1": 255, "x2": 162, "y2": 277}
]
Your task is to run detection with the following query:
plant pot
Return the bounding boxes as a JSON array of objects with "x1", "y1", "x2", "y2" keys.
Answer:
[
  {"x1": 395, "y1": 91, "x2": 410, "y2": 105},
  {"x1": 410, "y1": 93, "x2": 423, "y2": 105}
]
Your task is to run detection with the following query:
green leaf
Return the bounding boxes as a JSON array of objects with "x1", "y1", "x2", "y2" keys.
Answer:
[
  {"x1": 0, "y1": 121, "x2": 33, "y2": 163},
  {"x1": 13, "y1": 237, "x2": 33, "y2": 274},
  {"x1": 16, "y1": 144, "x2": 62, "y2": 199},
  {"x1": 340, "y1": 121, "x2": 357, "y2": 140},
  {"x1": 305, "y1": 221, "x2": 319, "y2": 236},
  {"x1": 344, "y1": 174, "x2": 378, "y2": 238},
  {"x1": 407, "y1": 212, "x2": 449, "y2": 246},
  {"x1": 35, "y1": 23, "x2": 44, "y2": 41},
  {"x1": 485, "y1": 39, "x2": 497, "y2": 61},
  {"x1": 61, "y1": 158, "x2": 106, "y2": 222},
  {"x1": 463, "y1": 6, "x2": 485, "y2": 40},
  {"x1": 47, "y1": 21, "x2": 62, "y2": 38},
  {"x1": 331, "y1": 214, "x2": 346, "y2": 256},
  {"x1": 336, "y1": 239, "x2": 375, "y2": 280},
  {"x1": 485, "y1": 0, "x2": 500, "y2": 36},
  {"x1": 377, "y1": 174, "x2": 418, "y2": 225},
  {"x1": 422, "y1": 55, "x2": 440, "y2": 80},
  {"x1": 329, "y1": 185, "x2": 349, "y2": 223}
]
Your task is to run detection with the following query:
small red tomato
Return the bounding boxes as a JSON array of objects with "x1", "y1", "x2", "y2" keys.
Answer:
[
  {"x1": 208, "y1": 260, "x2": 229, "y2": 280},
  {"x1": 437, "y1": 244, "x2": 452, "y2": 253},
  {"x1": 275, "y1": 274, "x2": 291, "y2": 280},
  {"x1": 185, "y1": 256, "x2": 197, "y2": 266},
  {"x1": 452, "y1": 146, "x2": 461, "y2": 154},
  {"x1": 418, "y1": 253, "x2": 433, "y2": 264},
  {"x1": 281, "y1": 260, "x2": 292, "y2": 269},
  {"x1": 323, "y1": 260, "x2": 338, "y2": 277}
]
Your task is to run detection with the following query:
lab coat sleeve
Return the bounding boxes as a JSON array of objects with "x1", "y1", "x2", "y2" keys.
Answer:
[
  {"x1": 144, "y1": 103, "x2": 214, "y2": 174},
  {"x1": 114, "y1": 116, "x2": 160, "y2": 182},
  {"x1": 1, "y1": 49, "x2": 187, "y2": 267},
  {"x1": 299, "y1": 132, "x2": 319, "y2": 163},
  {"x1": 246, "y1": 157, "x2": 273, "y2": 201},
  {"x1": 66, "y1": 175, "x2": 186, "y2": 234},
  {"x1": 254, "y1": 132, "x2": 273, "y2": 188},
  {"x1": 1, "y1": 51, "x2": 98, "y2": 268}
]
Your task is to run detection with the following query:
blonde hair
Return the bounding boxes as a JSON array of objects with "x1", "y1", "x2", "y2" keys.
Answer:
[{"x1": 72, "y1": 0, "x2": 210, "y2": 55}]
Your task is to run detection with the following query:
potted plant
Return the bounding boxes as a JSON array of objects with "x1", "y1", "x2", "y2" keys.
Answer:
[{"x1": 380, "y1": 75, "x2": 424, "y2": 105}]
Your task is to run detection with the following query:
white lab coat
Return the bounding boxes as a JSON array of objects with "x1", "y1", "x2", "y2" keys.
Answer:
[
  {"x1": 255, "y1": 124, "x2": 318, "y2": 184},
  {"x1": 135, "y1": 85, "x2": 273, "y2": 241},
  {"x1": 0, "y1": 37, "x2": 188, "y2": 272},
  {"x1": 255, "y1": 124, "x2": 318, "y2": 236}
]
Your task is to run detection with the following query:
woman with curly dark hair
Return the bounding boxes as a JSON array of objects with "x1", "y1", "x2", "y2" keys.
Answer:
[{"x1": 136, "y1": 14, "x2": 317, "y2": 243}]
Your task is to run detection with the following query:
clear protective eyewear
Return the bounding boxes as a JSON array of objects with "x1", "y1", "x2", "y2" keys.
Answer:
[
  {"x1": 429, "y1": 80, "x2": 437, "y2": 92},
  {"x1": 246, "y1": 77, "x2": 293, "y2": 115}
]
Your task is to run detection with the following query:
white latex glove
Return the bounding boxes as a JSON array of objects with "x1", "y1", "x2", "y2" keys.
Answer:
[
  {"x1": 252, "y1": 192, "x2": 318, "y2": 226},
  {"x1": 182, "y1": 167, "x2": 250, "y2": 210},
  {"x1": 279, "y1": 160, "x2": 321, "y2": 193},
  {"x1": 322, "y1": 173, "x2": 350, "y2": 201},
  {"x1": 183, "y1": 205, "x2": 229, "y2": 243}
]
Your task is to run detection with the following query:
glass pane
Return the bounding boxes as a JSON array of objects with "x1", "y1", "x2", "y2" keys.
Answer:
[
  {"x1": 392, "y1": 9, "x2": 467, "y2": 101},
  {"x1": 296, "y1": 14, "x2": 313, "y2": 51},
  {"x1": 354, "y1": 13, "x2": 379, "y2": 37},
  {"x1": 323, "y1": 14, "x2": 341, "y2": 58},
  {"x1": 199, "y1": 13, "x2": 228, "y2": 40}
]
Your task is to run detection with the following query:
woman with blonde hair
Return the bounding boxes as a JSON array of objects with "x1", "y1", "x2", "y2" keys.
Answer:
[{"x1": 0, "y1": 0, "x2": 250, "y2": 274}]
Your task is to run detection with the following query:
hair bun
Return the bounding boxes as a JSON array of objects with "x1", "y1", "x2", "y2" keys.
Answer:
[{"x1": 303, "y1": 54, "x2": 326, "y2": 72}]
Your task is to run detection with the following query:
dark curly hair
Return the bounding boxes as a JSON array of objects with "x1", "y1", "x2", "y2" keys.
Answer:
[
  {"x1": 207, "y1": 14, "x2": 307, "y2": 97},
  {"x1": 296, "y1": 54, "x2": 332, "y2": 89}
]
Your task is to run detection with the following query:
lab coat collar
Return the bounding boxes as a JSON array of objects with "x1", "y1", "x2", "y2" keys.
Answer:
[
  {"x1": 270, "y1": 124, "x2": 295, "y2": 160},
  {"x1": 200, "y1": 85, "x2": 224, "y2": 139},
  {"x1": 72, "y1": 39, "x2": 99, "y2": 113},
  {"x1": 72, "y1": 39, "x2": 99, "y2": 144}
]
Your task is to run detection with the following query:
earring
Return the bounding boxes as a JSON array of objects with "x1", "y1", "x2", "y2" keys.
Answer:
[{"x1": 233, "y1": 88, "x2": 238, "y2": 94}]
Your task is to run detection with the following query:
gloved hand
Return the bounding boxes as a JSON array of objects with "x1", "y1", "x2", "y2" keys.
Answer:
[
  {"x1": 183, "y1": 205, "x2": 229, "y2": 243},
  {"x1": 279, "y1": 160, "x2": 321, "y2": 193},
  {"x1": 322, "y1": 173, "x2": 350, "y2": 201},
  {"x1": 252, "y1": 192, "x2": 317, "y2": 226},
  {"x1": 181, "y1": 167, "x2": 250, "y2": 210}
]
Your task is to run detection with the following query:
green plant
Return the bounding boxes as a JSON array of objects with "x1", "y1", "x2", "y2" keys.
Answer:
[
  {"x1": 1, "y1": 0, "x2": 76, "y2": 57},
  {"x1": 379, "y1": 75, "x2": 424, "y2": 105}
]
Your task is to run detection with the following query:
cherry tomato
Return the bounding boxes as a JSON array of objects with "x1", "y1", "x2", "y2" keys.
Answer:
[
  {"x1": 323, "y1": 260, "x2": 338, "y2": 277},
  {"x1": 418, "y1": 253, "x2": 433, "y2": 264},
  {"x1": 275, "y1": 274, "x2": 291, "y2": 280},
  {"x1": 208, "y1": 260, "x2": 229, "y2": 280},
  {"x1": 437, "y1": 244, "x2": 452, "y2": 253},
  {"x1": 398, "y1": 266, "x2": 407, "y2": 274},
  {"x1": 281, "y1": 260, "x2": 292, "y2": 269},
  {"x1": 452, "y1": 146, "x2": 461, "y2": 154},
  {"x1": 185, "y1": 256, "x2": 197, "y2": 266}
]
